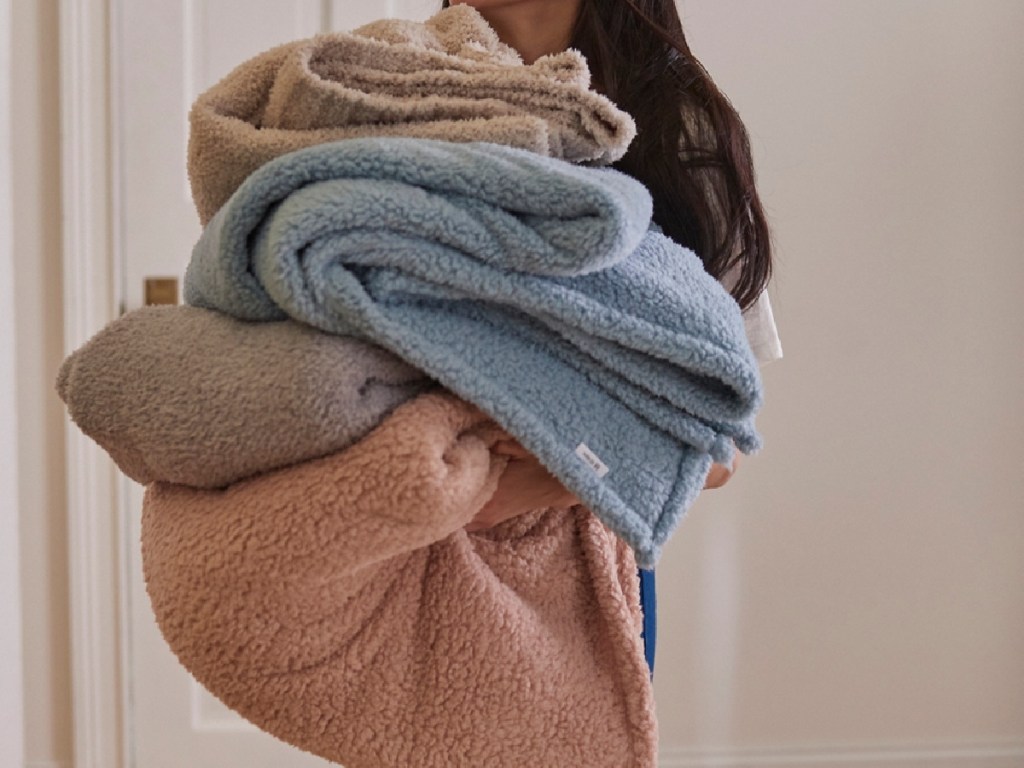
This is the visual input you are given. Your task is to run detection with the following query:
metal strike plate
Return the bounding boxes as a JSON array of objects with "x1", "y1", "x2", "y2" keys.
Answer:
[{"x1": 144, "y1": 277, "x2": 179, "y2": 306}]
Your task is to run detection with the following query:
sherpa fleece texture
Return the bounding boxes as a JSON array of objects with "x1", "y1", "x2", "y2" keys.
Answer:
[
  {"x1": 185, "y1": 137, "x2": 764, "y2": 567},
  {"x1": 56, "y1": 305, "x2": 431, "y2": 488},
  {"x1": 142, "y1": 392, "x2": 658, "y2": 768},
  {"x1": 188, "y1": 4, "x2": 635, "y2": 225}
]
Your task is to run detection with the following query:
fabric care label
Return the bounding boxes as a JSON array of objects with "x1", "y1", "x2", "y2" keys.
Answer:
[{"x1": 575, "y1": 442, "x2": 610, "y2": 478}]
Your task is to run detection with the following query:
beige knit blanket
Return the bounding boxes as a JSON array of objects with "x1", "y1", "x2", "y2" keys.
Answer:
[{"x1": 189, "y1": 4, "x2": 636, "y2": 224}]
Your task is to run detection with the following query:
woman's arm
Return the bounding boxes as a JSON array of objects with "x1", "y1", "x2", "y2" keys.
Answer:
[{"x1": 465, "y1": 436, "x2": 739, "y2": 532}]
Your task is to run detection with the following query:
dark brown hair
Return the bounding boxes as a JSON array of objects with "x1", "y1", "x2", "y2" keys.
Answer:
[{"x1": 443, "y1": 0, "x2": 772, "y2": 308}]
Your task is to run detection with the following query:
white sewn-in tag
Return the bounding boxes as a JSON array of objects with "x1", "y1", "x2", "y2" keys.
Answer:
[{"x1": 575, "y1": 442, "x2": 610, "y2": 478}]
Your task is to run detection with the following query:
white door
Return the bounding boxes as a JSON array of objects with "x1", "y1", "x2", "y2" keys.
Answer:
[{"x1": 117, "y1": 2, "x2": 435, "y2": 766}]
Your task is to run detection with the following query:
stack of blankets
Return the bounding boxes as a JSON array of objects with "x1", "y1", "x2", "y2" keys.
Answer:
[{"x1": 57, "y1": 6, "x2": 763, "y2": 767}]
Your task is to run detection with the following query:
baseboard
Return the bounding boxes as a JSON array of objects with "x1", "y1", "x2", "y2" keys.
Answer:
[
  {"x1": 22, "y1": 743, "x2": 1024, "y2": 768},
  {"x1": 659, "y1": 740, "x2": 1024, "y2": 767}
]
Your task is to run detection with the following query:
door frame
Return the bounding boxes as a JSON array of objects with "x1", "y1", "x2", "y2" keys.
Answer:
[
  {"x1": 56, "y1": 2, "x2": 1024, "y2": 767},
  {"x1": 59, "y1": 0, "x2": 129, "y2": 767},
  {"x1": 1, "y1": 0, "x2": 25, "y2": 763}
]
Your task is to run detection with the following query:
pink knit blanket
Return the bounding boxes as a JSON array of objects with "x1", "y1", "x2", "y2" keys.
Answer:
[{"x1": 143, "y1": 392, "x2": 657, "y2": 767}]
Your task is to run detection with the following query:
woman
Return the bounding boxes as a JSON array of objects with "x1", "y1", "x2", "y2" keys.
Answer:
[
  {"x1": 133, "y1": 7, "x2": 778, "y2": 764},
  {"x1": 452, "y1": 0, "x2": 783, "y2": 673}
]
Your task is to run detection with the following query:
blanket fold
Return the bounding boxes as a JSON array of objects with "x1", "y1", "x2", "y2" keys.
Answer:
[
  {"x1": 55, "y1": 305, "x2": 431, "y2": 488},
  {"x1": 189, "y1": 4, "x2": 636, "y2": 224},
  {"x1": 184, "y1": 137, "x2": 763, "y2": 567},
  {"x1": 142, "y1": 392, "x2": 658, "y2": 767}
]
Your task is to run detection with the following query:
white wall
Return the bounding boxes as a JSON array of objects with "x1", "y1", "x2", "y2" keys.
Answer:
[
  {"x1": 13, "y1": 1, "x2": 1024, "y2": 766},
  {"x1": 13, "y1": 0, "x2": 74, "y2": 766},
  {"x1": 654, "y1": 0, "x2": 1024, "y2": 760},
  {"x1": 1, "y1": 0, "x2": 26, "y2": 764}
]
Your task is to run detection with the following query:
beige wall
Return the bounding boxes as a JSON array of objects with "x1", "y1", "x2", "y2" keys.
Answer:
[
  {"x1": 13, "y1": 0, "x2": 73, "y2": 766},
  {"x1": 653, "y1": 0, "x2": 1024, "y2": 756},
  {"x1": 13, "y1": 0, "x2": 1024, "y2": 766}
]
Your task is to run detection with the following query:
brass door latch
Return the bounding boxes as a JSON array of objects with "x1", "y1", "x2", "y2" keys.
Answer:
[{"x1": 144, "y1": 277, "x2": 179, "y2": 306}]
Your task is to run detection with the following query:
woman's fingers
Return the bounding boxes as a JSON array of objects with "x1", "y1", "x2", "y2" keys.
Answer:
[
  {"x1": 491, "y1": 438, "x2": 532, "y2": 459},
  {"x1": 703, "y1": 452, "x2": 740, "y2": 489},
  {"x1": 465, "y1": 454, "x2": 578, "y2": 531}
]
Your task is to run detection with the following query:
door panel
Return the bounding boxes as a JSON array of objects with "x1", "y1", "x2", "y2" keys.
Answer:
[{"x1": 118, "y1": 3, "x2": 433, "y2": 766}]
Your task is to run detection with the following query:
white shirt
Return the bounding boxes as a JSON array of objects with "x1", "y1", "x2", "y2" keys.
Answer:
[
  {"x1": 743, "y1": 290, "x2": 783, "y2": 366},
  {"x1": 720, "y1": 262, "x2": 783, "y2": 366}
]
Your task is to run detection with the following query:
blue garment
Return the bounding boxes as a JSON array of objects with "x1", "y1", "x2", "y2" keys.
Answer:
[
  {"x1": 639, "y1": 567, "x2": 656, "y2": 678},
  {"x1": 186, "y1": 138, "x2": 763, "y2": 567}
]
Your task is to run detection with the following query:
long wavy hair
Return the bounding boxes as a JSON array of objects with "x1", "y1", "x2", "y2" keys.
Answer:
[{"x1": 442, "y1": 0, "x2": 772, "y2": 309}]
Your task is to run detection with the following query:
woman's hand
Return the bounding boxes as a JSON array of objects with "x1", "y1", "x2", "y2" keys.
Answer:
[
  {"x1": 465, "y1": 438, "x2": 579, "y2": 532},
  {"x1": 703, "y1": 452, "x2": 740, "y2": 489}
]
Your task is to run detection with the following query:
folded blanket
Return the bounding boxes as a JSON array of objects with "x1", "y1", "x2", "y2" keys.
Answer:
[
  {"x1": 189, "y1": 4, "x2": 635, "y2": 225},
  {"x1": 142, "y1": 392, "x2": 658, "y2": 767},
  {"x1": 56, "y1": 305, "x2": 431, "y2": 488},
  {"x1": 185, "y1": 137, "x2": 764, "y2": 567}
]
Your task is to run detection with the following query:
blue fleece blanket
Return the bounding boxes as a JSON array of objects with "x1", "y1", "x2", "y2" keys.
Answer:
[{"x1": 185, "y1": 138, "x2": 763, "y2": 567}]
